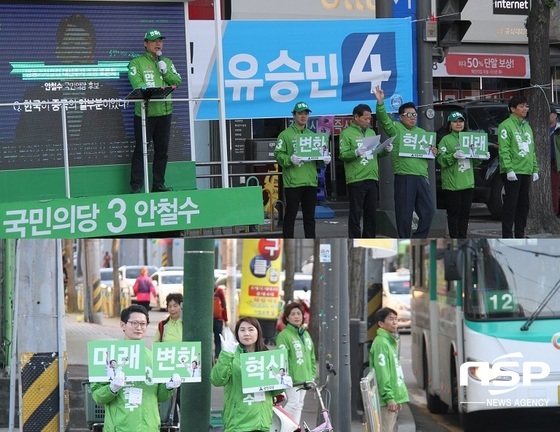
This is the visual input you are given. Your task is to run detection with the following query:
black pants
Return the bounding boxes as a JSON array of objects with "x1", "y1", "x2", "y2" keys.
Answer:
[
  {"x1": 131, "y1": 114, "x2": 172, "y2": 190},
  {"x1": 347, "y1": 179, "x2": 378, "y2": 238},
  {"x1": 393, "y1": 174, "x2": 435, "y2": 238},
  {"x1": 444, "y1": 188, "x2": 474, "y2": 238},
  {"x1": 501, "y1": 173, "x2": 531, "y2": 238},
  {"x1": 283, "y1": 186, "x2": 316, "y2": 238},
  {"x1": 213, "y1": 319, "x2": 223, "y2": 360}
]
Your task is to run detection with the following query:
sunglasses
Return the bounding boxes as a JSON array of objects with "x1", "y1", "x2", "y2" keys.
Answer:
[{"x1": 400, "y1": 112, "x2": 417, "y2": 119}]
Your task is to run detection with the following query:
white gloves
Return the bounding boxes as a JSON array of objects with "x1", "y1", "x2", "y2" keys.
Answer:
[
  {"x1": 385, "y1": 143, "x2": 393, "y2": 153},
  {"x1": 290, "y1": 154, "x2": 303, "y2": 167},
  {"x1": 323, "y1": 155, "x2": 331, "y2": 165},
  {"x1": 158, "y1": 60, "x2": 167, "y2": 74},
  {"x1": 507, "y1": 171, "x2": 518, "y2": 181},
  {"x1": 485, "y1": 152, "x2": 491, "y2": 160},
  {"x1": 220, "y1": 327, "x2": 239, "y2": 354},
  {"x1": 110, "y1": 371, "x2": 126, "y2": 393},
  {"x1": 453, "y1": 150, "x2": 467, "y2": 160},
  {"x1": 533, "y1": 173, "x2": 539, "y2": 182},
  {"x1": 166, "y1": 373, "x2": 182, "y2": 389},
  {"x1": 356, "y1": 146, "x2": 368, "y2": 157}
]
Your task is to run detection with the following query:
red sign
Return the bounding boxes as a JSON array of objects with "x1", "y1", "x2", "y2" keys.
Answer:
[{"x1": 445, "y1": 53, "x2": 527, "y2": 78}]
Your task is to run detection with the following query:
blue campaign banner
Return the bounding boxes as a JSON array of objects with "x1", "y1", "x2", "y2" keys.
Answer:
[{"x1": 191, "y1": 19, "x2": 413, "y2": 120}]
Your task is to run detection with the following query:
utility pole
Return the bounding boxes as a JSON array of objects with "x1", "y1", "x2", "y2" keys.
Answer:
[
  {"x1": 182, "y1": 239, "x2": 214, "y2": 432},
  {"x1": 15, "y1": 240, "x2": 68, "y2": 431},
  {"x1": 318, "y1": 239, "x2": 351, "y2": 431},
  {"x1": 83, "y1": 239, "x2": 102, "y2": 324},
  {"x1": 375, "y1": 0, "x2": 397, "y2": 236}
]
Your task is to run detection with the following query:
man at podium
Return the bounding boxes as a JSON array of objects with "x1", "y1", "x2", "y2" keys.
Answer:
[{"x1": 128, "y1": 28, "x2": 182, "y2": 193}]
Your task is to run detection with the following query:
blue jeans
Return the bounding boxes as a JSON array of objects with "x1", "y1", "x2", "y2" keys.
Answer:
[{"x1": 393, "y1": 174, "x2": 435, "y2": 238}]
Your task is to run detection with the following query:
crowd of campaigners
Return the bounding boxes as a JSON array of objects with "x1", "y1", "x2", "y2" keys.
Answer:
[
  {"x1": 275, "y1": 89, "x2": 551, "y2": 239},
  {"x1": 92, "y1": 292, "x2": 317, "y2": 432}
]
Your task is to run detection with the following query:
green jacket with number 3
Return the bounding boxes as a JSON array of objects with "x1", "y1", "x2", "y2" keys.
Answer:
[{"x1": 369, "y1": 328, "x2": 409, "y2": 407}]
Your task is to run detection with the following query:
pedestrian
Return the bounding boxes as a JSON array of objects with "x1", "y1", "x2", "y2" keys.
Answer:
[
  {"x1": 436, "y1": 111, "x2": 489, "y2": 238},
  {"x1": 339, "y1": 103, "x2": 393, "y2": 238},
  {"x1": 128, "y1": 28, "x2": 182, "y2": 193},
  {"x1": 274, "y1": 101, "x2": 332, "y2": 238},
  {"x1": 275, "y1": 302, "x2": 316, "y2": 425},
  {"x1": 369, "y1": 307, "x2": 409, "y2": 432},
  {"x1": 132, "y1": 266, "x2": 156, "y2": 310},
  {"x1": 498, "y1": 95, "x2": 539, "y2": 238},
  {"x1": 374, "y1": 85, "x2": 435, "y2": 238},
  {"x1": 550, "y1": 106, "x2": 560, "y2": 216},
  {"x1": 103, "y1": 251, "x2": 111, "y2": 268},
  {"x1": 91, "y1": 305, "x2": 182, "y2": 432},
  {"x1": 210, "y1": 317, "x2": 281, "y2": 432},
  {"x1": 213, "y1": 284, "x2": 228, "y2": 361}
]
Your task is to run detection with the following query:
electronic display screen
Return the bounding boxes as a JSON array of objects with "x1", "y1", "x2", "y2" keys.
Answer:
[{"x1": 0, "y1": 1, "x2": 190, "y2": 170}]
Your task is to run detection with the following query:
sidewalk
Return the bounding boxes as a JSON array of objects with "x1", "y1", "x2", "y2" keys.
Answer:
[{"x1": 0, "y1": 313, "x2": 414, "y2": 431}]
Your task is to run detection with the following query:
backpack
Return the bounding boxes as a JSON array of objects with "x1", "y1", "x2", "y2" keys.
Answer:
[
  {"x1": 213, "y1": 290, "x2": 225, "y2": 319},
  {"x1": 157, "y1": 317, "x2": 170, "y2": 342}
]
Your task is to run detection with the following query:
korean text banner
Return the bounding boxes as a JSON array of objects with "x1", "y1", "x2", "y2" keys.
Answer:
[
  {"x1": 239, "y1": 239, "x2": 283, "y2": 319},
  {"x1": 189, "y1": 19, "x2": 413, "y2": 120}
]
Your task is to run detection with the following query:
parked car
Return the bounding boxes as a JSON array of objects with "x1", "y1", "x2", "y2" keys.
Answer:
[
  {"x1": 150, "y1": 269, "x2": 184, "y2": 311},
  {"x1": 382, "y1": 269, "x2": 411, "y2": 332},
  {"x1": 100, "y1": 268, "x2": 118, "y2": 291},
  {"x1": 292, "y1": 273, "x2": 312, "y2": 304},
  {"x1": 119, "y1": 265, "x2": 158, "y2": 308},
  {"x1": 433, "y1": 100, "x2": 510, "y2": 220}
]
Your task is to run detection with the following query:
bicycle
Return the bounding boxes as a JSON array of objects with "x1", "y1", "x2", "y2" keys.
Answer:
[{"x1": 270, "y1": 362, "x2": 336, "y2": 432}]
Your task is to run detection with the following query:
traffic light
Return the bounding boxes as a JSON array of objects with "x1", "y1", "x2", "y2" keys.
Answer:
[{"x1": 437, "y1": 0, "x2": 471, "y2": 47}]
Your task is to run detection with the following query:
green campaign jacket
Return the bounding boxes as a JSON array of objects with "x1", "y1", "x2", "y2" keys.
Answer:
[
  {"x1": 210, "y1": 348, "x2": 282, "y2": 432},
  {"x1": 376, "y1": 103, "x2": 429, "y2": 178},
  {"x1": 275, "y1": 323, "x2": 316, "y2": 383},
  {"x1": 91, "y1": 348, "x2": 173, "y2": 432},
  {"x1": 274, "y1": 123, "x2": 319, "y2": 188},
  {"x1": 128, "y1": 52, "x2": 182, "y2": 117},
  {"x1": 369, "y1": 328, "x2": 409, "y2": 406},
  {"x1": 437, "y1": 131, "x2": 482, "y2": 191},
  {"x1": 498, "y1": 114, "x2": 538, "y2": 175},
  {"x1": 339, "y1": 121, "x2": 389, "y2": 183}
]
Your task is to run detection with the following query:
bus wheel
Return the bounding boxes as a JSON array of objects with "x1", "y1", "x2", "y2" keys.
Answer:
[
  {"x1": 423, "y1": 346, "x2": 448, "y2": 414},
  {"x1": 461, "y1": 411, "x2": 485, "y2": 432}
]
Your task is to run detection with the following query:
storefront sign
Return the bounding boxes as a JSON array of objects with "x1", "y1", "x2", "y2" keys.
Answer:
[
  {"x1": 493, "y1": 0, "x2": 530, "y2": 15},
  {"x1": 444, "y1": 53, "x2": 528, "y2": 78}
]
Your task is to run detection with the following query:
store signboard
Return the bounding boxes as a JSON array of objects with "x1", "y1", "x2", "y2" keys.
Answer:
[{"x1": 444, "y1": 53, "x2": 528, "y2": 78}]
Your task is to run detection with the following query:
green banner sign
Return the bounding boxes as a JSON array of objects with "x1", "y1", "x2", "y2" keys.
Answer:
[
  {"x1": 0, "y1": 187, "x2": 264, "y2": 238},
  {"x1": 459, "y1": 132, "x2": 489, "y2": 159},
  {"x1": 152, "y1": 342, "x2": 202, "y2": 383},
  {"x1": 240, "y1": 349, "x2": 291, "y2": 394},
  {"x1": 295, "y1": 133, "x2": 330, "y2": 161},
  {"x1": 398, "y1": 131, "x2": 437, "y2": 159},
  {"x1": 87, "y1": 340, "x2": 146, "y2": 382}
]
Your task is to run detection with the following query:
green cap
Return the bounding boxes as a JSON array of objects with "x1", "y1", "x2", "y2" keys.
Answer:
[
  {"x1": 144, "y1": 29, "x2": 166, "y2": 41},
  {"x1": 448, "y1": 111, "x2": 465, "y2": 122},
  {"x1": 292, "y1": 101, "x2": 312, "y2": 113}
]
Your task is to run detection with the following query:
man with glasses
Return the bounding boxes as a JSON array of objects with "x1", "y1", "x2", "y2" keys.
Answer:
[
  {"x1": 374, "y1": 85, "x2": 436, "y2": 238},
  {"x1": 369, "y1": 307, "x2": 409, "y2": 432},
  {"x1": 498, "y1": 95, "x2": 539, "y2": 238},
  {"x1": 339, "y1": 103, "x2": 393, "y2": 238},
  {"x1": 91, "y1": 305, "x2": 182, "y2": 431}
]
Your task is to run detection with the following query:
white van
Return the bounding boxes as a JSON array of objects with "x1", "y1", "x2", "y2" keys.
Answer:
[{"x1": 382, "y1": 269, "x2": 411, "y2": 332}]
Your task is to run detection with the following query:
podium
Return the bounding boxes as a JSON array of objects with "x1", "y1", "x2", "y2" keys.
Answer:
[{"x1": 126, "y1": 86, "x2": 176, "y2": 193}]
